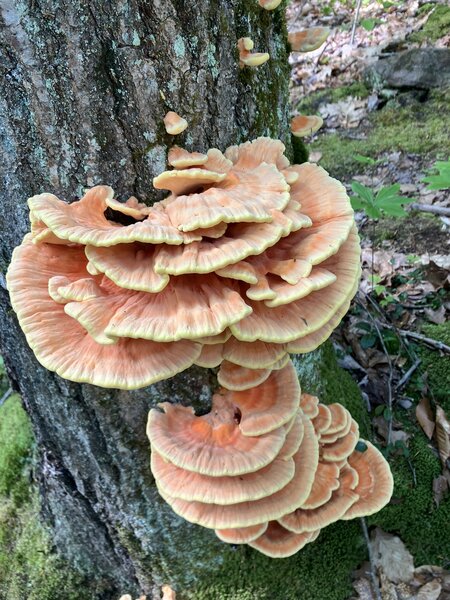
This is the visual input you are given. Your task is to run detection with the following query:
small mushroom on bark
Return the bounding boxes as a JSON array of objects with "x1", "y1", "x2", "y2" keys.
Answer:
[
  {"x1": 163, "y1": 111, "x2": 188, "y2": 135},
  {"x1": 238, "y1": 37, "x2": 270, "y2": 68}
]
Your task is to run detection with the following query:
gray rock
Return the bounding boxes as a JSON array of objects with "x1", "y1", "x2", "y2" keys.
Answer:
[{"x1": 366, "y1": 49, "x2": 450, "y2": 89}]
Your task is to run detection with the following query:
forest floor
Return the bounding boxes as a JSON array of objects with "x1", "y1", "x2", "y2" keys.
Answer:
[{"x1": 288, "y1": 0, "x2": 450, "y2": 598}]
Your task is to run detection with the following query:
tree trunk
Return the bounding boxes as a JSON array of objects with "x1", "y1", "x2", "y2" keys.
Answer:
[{"x1": 0, "y1": 2, "x2": 357, "y2": 599}]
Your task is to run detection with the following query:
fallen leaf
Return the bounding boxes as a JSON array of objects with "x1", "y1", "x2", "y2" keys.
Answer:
[
  {"x1": 432, "y1": 474, "x2": 449, "y2": 507},
  {"x1": 435, "y1": 406, "x2": 450, "y2": 467},
  {"x1": 162, "y1": 585, "x2": 176, "y2": 600},
  {"x1": 417, "y1": 580, "x2": 442, "y2": 600},
  {"x1": 415, "y1": 398, "x2": 435, "y2": 440},
  {"x1": 424, "y1": 306, "x2": 446, "y2": 325},
  {"x1": 352, "y1": 577, "x2": 377, "y2": 600},
  {"x1": 371, "y1": 528, "x2": 414, "y2": 584}
]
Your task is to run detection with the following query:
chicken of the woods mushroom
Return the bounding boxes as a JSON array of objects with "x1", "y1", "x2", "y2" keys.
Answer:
[{"x1": 6, "y1": 136, "x2": 392, "y2": 557}]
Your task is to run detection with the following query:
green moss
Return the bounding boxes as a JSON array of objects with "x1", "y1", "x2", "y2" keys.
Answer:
[
  {"x1": 0, "y1": 394, "x2": 33, "y2": 506},
  {"x1": 292, "y1": 135, "x2": 309, "y2": 164},
  {"x1": 188, "y1": 520, "x2": 366, "y2": 600},
  {"x1": 369, "y1": 433, "x2": 450, "y2": 566},
  {"x1": 418, "y1": 322, "x2": 450, "y2": 410},
  {"x1": 409, "y1": 5, "x2": 450, "y2": 43},
  {"x1": 0, "y1": 393, "x2": 102, "y2": 600},
  {"x1": 310, "y1": 89, "x2": 450, "y2": 178},
  {"x1": 297, "y1": 82, "x2": 370, "y2": 114}
]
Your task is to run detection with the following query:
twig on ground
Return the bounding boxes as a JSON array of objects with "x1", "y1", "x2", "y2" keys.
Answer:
[
  {"x1": 360, "y1": 518, "x2": 382, "y2": 600},
  {"x1": 360, "y1": 296, "x2": 395, "y2": 444},
  {"x1": 379, "y1": 323, "x2": 450, "y2": 354},
  {"x1": 0, "y1": 388, "x2": 12, "y2": 408},
  {"x1": 395, "y1": 359, "x2": 421, "y2": 391},
  {"x1": 409, "y1": 203, "x2": 450, "y2": 217},
  {"x1": 350, "y1": 0, "x2": 363, "y2": 46}
]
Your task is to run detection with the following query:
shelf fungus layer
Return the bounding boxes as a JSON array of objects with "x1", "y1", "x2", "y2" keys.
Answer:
[{"x1": 5, "y1": 136, "x2": 393, "y2": 558}]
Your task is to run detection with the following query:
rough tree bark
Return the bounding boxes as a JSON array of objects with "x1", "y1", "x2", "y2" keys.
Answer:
[{"x1": 0, "y1": 1, "x2": 331, "y2": 598}]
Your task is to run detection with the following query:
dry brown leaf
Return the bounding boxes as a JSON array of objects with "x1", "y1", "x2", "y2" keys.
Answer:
[
  {"x1": 162, "y1": 585, "x2": 176, "y2": 600},
  {"x1": 416, "y1": 580, "x2": 442, "y2": 600},
  {"x1": 371, "y1": 528, "x2": 414, "y2": 584},
  {"x1": 432, "y1": 474, "x2": 449, "y2": 507},
  {"x1": 415, "y1": 398, "x2": 435, "y2": 440},
  {"x1": 435, "y1": 406, "x2": 450, "y2": 467},
  {"x1": 352, "y1": 577, "x2": 377, "y2": 600},
  {"x1": 424, "y1": 306, "x2": 446, "y2": 325}
]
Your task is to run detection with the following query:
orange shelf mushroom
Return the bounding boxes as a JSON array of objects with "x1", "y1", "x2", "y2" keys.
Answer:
[
  {"x1": 8, "y1": 137, "x2": 361, "y2": 389},
  {"x1": 163, "y1": 111, "x2": 188, "y2": 135},
  {"x1": 6, "y1": 134, "x2": 394, "y2": 557},
  {"x1": 238, "y1": 37, "x2": 270, "y2": 68},
  {"x1": 288, "y1": 27, "x2": 331, "y2": 53},
  {"x1": 258, "y1": 0, "x2": 283, "y2": 9},
  {"x1": 291, "y1": 115, "x2": 323, "y2": 138}
]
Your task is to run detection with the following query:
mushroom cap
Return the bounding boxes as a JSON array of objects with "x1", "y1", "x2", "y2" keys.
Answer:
[
  {"x1": 164, "y1": 111, "x2": 188, "y2": 135},
  {"x1": 248, "y1": 522, "x2": 319, "y2": 558},
  {"x1": 277, "y1": 412, "x2": 304, "y2": 461},
  {"x1": 194, "y1": 343, "x2": 224, "y2": 368},
  {"x1": 6, "y1": 238, "x2": 201, "y2": 389},
  {"x1": 217, "y1": 360, "x2": 301, "y2": 436},
  {"x1": 279, "y1": 465, "x2": 359, "y2": 533},
  {"x1": 286, "y1": 282, "x2": 358, "y2": 354},
  {"x1": 301, "y1": 462, "x2": 340, "y2": 510},
  {"x1": 217, "y1": 354, "x2": 289, "y2": 391},
  {"x1": 95, "y1": 274, "x2": 252, "y2": 342},
  {"x1": 288, "y1": 27, "x2": 331, "y2": 53},
  {"x1": 320, "y1": 404, "x2": 352, "y2": 440},
  {"x1": 162, "y1": 162, "x2": 290, "y2": 233},
  {"x1": 342, "y1": 440, "x2": 393, "y2": 520},
  {"x1": 152, "y1": 211, "x2": 293, "y2": 276},
  {"x1": 299, "y1": 394, "x2": 320, "y2": 419},
  {"x1": 151, "y1": 449, "x2": 295, "y2": 505},
  {"x1": 216, "y1": 523, "x2": 268, "y2": 544},
  {"x1": 321, "y1": 420, "x2": 359, "y2": 462},
  {"x1": 147, "y1": 399, "x2": 287, "y2": 477},
  {"x1": 240, "y1": 52, "x2": 270, "y2": 67},
  {"x1": 291, "y1": 115, "x2": 323, "y2": 138},
  {"x1": 229, "y1": 226, "x2": 360, "y2": 344},
  {"x1": 153, "y1": 168, "x2": 227, "y2": 195},
  {"x1": 85, "y1": 243, "x2": 170, "y2": 293},
  {"x1": 217, "y1": 361, "x2": 271, "y2": 391},
  {"x1": 157, "y1": 414, "x2": 319, "y2": 529},
  {"x1": 312, "y1": 404, "x2": 332, "y2": 434},
  {"x1": 238, "y1": 37, "x2": 270, "y2": 68},
  {"x1": 258, "y1": 0, "x2": 283, "y2": 9},
  {"x1": 168, "y1": 147, "x2": 208, "y2": 168},
  {"x1": 28, "y1": 187, "x2": 186, "y2": 247},
  {"x1": 222, "y1": 337, "x2": 287, "y2": 369},
  {"x1": 105, "y1": 196, "x2": 151, "y2": 219}
]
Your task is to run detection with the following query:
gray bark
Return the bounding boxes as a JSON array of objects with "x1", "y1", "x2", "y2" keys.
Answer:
[{"x1": 0, "y1": 1, "x2": 293, "y2": 598}]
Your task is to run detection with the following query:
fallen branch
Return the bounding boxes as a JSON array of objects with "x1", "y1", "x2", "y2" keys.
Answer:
[
  {"x1": 409, "y1": 203, "x2": 450, "y2": 217},
  {"x1": 387, "y1": 325, "x2": 450, "y2": 354},
  {"x1": 0, "y1": 388, "x2": 12, "y2": 408},
  {"x1": 350, "y1": 0, "x2": 363, "y2": 46},
  {"x1": 360, "y1": 518, "x2": 382, "y2": 600},
  {"x1": 395, "y1": 359, "x2": 422, "y2": 391}
]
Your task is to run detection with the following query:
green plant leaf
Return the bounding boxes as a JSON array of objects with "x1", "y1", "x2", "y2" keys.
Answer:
[
  {"x1": 360, "y1": 17, "x2": 381, "y2": 31},
  {"x1": 422, "y1": 158, "x2": 450, "y2": 190},
  {"x1": 352, "y1": 154, "x2": 379, "y2": 166},
  {"x1": 351, "y1": 181, "x2": 374, "y2": 203},
  {"x1": 360, "y1": 333, "x2": 377, "y2": 349}
]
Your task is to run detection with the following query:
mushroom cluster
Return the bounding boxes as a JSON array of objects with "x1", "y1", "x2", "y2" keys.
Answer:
[
  {"x1": 148, "y1": 379, "x2": 393, "y2": 558},
  {"x1": 7, "y1": 137, "x2": 360, "y2": 390},
  {"x1": 6, "y1": 136, "x2": 392, "y2": 557}
]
